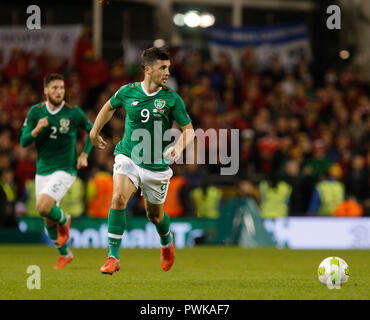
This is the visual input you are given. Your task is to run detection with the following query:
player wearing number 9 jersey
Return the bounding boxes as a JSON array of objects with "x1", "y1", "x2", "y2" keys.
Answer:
[
  {"x1": 20, "y1": 73, "x2": 93, "y2": 269},
  {"x1": 110, "y1": 78, "x2": 191, "y2": 171},
  {"x1": 90, "y1": 47, "x2": 195, "y2": 274}
]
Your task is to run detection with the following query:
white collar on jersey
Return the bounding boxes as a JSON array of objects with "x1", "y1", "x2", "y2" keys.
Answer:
[
  {"x1": 140, "y1": 81, "x2": 162, "y2": 96},
  {"x1": 46, "y1": 101, "x2": 65, "y2": 115}
]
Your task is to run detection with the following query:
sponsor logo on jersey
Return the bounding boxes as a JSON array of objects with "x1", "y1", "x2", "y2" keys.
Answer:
[
  {"x1": 153, "y1": 109, "x2": 162, "y2": 117},
  {"x1": 59, "y1": 118, "x2": 70, "y2": 133},
  {"x1": 154, "y1": 99, "x2": 166, "y2": 110}
]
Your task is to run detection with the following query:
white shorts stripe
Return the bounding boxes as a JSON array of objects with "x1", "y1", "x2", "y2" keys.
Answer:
[{"x1": 108, "y1": 233, "x2": 123, "y2": 239}]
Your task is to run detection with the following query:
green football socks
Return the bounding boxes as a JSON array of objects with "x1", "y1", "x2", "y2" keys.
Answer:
[
  {"x1": 58, "y1": 244, "x2": 69, "y2": 256},
  {"x1": 46, "y1": 224, "x2": 58, "y2": 245},
  {"x1": 105, "y1": 209, "x2": 171, "y2": 259},
  {"x1": 45, "y1": 224, "x2": 69, "y2": 256},
  {"x1": 107, "y1": 208, "x2": 126, "y2": 260},
  {"x1": 155, "y1": 212, "x2": 172, "y2": 247},
  {"x1": 45, "y1": 205, "x2": 68, "y2": 225}
]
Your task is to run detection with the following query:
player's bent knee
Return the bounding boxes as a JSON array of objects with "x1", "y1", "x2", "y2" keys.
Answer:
[
  {"x1": 111, "y1": 193, "x2": 129, "y2": 210},
  {"x1": 146, "y1": 212, "x2": 161, "y2": 225},
  {"x1": 36, "y1": 202, "x2": 51, "y2": 216},
  {"x1": 36, "y1": 198, "x2": 54, "y2": 216}
]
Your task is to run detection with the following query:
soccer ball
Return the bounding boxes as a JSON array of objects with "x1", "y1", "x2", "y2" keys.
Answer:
[{"x1": 317, "y1": 257, "x2": 349, "y2": 288}]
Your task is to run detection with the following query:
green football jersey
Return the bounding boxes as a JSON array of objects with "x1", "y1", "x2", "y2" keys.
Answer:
[
  {"x1": 110, "y1": 82, "x2": 192, "y2": 171},
  {"x1": 20, "y1": 101, "x2": 93, "y2": 175}
]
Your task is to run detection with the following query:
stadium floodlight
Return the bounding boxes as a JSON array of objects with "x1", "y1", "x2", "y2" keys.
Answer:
[
  {"x1": 153, "y1": 39, "x2": 166, "y2": 48},
  {"x1": 173, "y1": 13, "x2": 185, "y2": 27},
  {"x1": 199, "y1": 13, "x2": 215, "y2": 28},
  {"x1": 184, "y1": 11, "x2": 201, "y2": 28},
  {"x1": 339, "y1": 50, "x2": 350, "y2": 60}
]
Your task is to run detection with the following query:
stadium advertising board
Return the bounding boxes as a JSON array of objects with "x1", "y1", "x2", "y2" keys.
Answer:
[
  {"x1": 8, "y1": 217, "x2": 370, "y2": 249},
  {"x1": 264, "y1": 217, "x2": 370, "y2": 249},
  {"x1": 16, "y1": 217, "x2": 217, "y2": 249}
]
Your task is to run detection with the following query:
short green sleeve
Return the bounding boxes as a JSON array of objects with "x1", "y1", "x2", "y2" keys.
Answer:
[
  {"x1": 172, "y1": 94, "x2": 192, "y2": 127},
  {"x1": 110, "y1": 85, "x2": 127, "y2": 109}
]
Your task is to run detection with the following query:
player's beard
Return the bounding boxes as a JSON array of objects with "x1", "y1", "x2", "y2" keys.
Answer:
[
  {"x1": 46, "y1": 94, "x2": 64, "y2": 107},
  {"x1": 152, "y1": 73, "x2": 168, "y2": 88},
  {"x1": 156, "y1": 78, "x2": 168, "y2": 88},
  {"x1": 151, "y1": 78, "x2": 163, "y2": 88}
]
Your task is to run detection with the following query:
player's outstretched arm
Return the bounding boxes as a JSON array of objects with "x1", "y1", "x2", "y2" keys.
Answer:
[
  {"x1": 89, "y1": 100, "x2": 115, "y2": 149},
  {"x1": 164, "y1": 122, "x2": 195, "y2": 162}
]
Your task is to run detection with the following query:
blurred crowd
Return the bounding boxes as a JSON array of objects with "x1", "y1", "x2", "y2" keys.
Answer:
[{"x1": 0, "y1": 29, "x2": 370, "y2": 227}]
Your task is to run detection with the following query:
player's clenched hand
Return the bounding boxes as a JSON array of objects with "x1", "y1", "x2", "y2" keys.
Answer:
[
  {"x1": 77, "y1": 152, "x2": 88, "y2": 169},
  {"x1": 163, "y1": 146, "x2": 181, "y2": 163},
  {"x1": 32, "y1": 116, "x2": 49, "y2": 137},
  {"x1": 37, "y1": 116, "x2": 49, "y2": 128},
  {"x1": 89, "y1": 132, "x2": 107, "y2": 150}
]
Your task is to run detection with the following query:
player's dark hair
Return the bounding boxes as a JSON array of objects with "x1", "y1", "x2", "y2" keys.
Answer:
[
  {"x1": 141, "y1": 47, "x2": 170, "y2": 70},
  {"x1": 43, "y1": 73, "x2": 64, "y2": 87}
]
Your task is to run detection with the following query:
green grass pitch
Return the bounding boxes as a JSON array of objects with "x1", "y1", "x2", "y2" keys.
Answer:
[{"x1": 0, "y1": 245, "x2": 369, "y2": 300}]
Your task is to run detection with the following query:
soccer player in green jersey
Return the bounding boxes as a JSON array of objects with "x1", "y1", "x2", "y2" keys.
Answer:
[
  {"x1": 90, "y1": 47, "x2": 195, "y2": 274},
  {"x1": 20, "y1": 73, "x2": 93, "y2": 269}
]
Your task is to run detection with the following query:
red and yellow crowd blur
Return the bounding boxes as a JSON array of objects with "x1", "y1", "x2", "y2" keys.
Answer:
[{"x1": 0, "y1": 31, "x2": 369, "y2": 226}]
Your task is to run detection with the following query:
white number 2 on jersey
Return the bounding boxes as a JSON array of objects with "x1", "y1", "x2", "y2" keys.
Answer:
[
  {"x1": 141, "y1": 108, "x2": 150, "y2": 123},
  {"x1": 49, "y1": 126, "x2": 57, "y2": 139}
]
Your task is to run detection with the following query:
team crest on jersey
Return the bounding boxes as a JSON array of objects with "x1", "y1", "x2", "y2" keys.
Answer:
[
  {"x1": 59, "y1": 118, "x2": 70, "y2": 133},
  {"x1": 154, "y1": 99, "x2": 166, "y2": 110}
]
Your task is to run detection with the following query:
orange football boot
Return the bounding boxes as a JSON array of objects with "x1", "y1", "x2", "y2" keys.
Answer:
[
  {"x1": 53, "y1": 253, "x2": 73, "y2": 269},
  {"x1": 160, "y1": 233, "x2": 175, "y2": 271},
  {"x1": 57, "y1": 214, "x2": 71, "y2": 246},
  {"x1": 100, "y1": 257, "x2": 120, "y2": 275}
]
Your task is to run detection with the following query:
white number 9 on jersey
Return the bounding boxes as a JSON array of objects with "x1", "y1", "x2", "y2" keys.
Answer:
[{"x1": 141, "y1": 108, "x2": 150, "y2": 123}]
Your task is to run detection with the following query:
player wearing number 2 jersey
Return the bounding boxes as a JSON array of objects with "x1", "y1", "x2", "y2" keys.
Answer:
[
  {"x1": 90, "y1": 47, "x2": 195, "y2": 274},
  {"x1": 20, "y1": 73, "x2": 93, "y2": 269}
]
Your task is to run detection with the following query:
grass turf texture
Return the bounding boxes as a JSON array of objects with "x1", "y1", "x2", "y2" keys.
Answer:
[{"x1": 0, "y1": 245, "x2": 369, "y2": 300}]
